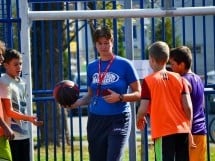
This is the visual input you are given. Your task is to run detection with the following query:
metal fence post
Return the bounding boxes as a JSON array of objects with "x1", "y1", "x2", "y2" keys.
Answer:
[
  {"x1": 18, "y1": 0, "x2": 34, "y2": 161},
  {"x1": 124, "y1": 1, "x2": 137, "y2": 161}
]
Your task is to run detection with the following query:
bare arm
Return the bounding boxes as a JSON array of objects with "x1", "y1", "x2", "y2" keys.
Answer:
[
  {"x1": 69, "y1": 87, "x2": 93, "y2": 109},
  {"x1": 182, "y1": 93, "x2": 196, "y2": 148},
  {"x1": 2, "y1": 98, "x2": 43, "y2": 126},
  {"x1": 121, "y1": 80, "x2": 141, "y2": 102},
  {"x1": 0, "y1": 117, "x2": 15, "y2": 140},
  {"x1": 182, "y1": 93, "x2": 193, "y2": 122},
  {"x1": 136, "y1": 99, "x2": 149, "y2": 130},
  {"x1": 181, "y1": 77, "x2": 193, "y2": 123}
]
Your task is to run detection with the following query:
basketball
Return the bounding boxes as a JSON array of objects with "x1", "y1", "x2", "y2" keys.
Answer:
[{"x1": 53, "y1": 80, "x2": 79, "y2": 107}]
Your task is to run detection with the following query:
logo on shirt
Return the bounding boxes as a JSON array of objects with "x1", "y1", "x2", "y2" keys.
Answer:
[{"x1": 92, "y1": 72, "x2": 119, "y2": 85}]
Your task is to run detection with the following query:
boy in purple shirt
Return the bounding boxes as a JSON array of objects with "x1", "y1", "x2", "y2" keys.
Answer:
[{"x1": 169, "y1": 46, "x2": 207, "y2": 161}]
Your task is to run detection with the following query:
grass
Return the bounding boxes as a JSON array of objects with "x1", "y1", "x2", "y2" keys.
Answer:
[
  {"x1": 34, "y1": 139, "x2": 215, "y2": 161},
  {"x1": 34, "y1": 143, "x2": 149, "y2": 161}
]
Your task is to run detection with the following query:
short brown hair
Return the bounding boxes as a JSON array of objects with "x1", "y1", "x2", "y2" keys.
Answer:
[
  {"x1": 94, "y1": 26, "x2": 113, "y2": 42},
  {"x1": 170, "y1": 46, "x2": 192, "y2": 70},
  {"x1": 3, "y1": 48, "x2": 22, "y2": 64}
]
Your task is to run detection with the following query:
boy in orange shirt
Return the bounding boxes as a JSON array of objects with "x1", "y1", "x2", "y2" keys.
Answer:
[{"x1": 136, "y1": 41, "x2": 193, "y2": 161}]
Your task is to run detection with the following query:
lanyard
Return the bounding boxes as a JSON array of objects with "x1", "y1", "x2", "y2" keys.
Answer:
[{"x1": 96, "y1": 55, "x2": 115, "y2": 96}]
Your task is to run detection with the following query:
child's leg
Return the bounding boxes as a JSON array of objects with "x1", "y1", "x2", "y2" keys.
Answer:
[
  {"x1": 175, "y1": 133, "x2": 189, "y2": 161},
  {"x1": 189, "y1": 135, "x2": 206, "y2": 161},
  {"x1": 154, "y1": 133, "x2": 189, "y2": 161}
]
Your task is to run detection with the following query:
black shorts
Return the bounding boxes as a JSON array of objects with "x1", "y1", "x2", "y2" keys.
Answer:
[{"x1": 154, "y1": 133, "x2": 189, "y2": 161}]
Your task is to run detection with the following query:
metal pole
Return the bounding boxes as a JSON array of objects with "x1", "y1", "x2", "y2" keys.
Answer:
[
  {"x1": 124, "y1": 2, "x2": 137, "y2": 160},
  {"x1": 28, "y1": 6, "x2": 215, "y2": 21},
  {"x1": 163, "y1": 0, "x2": 173, "y2": 10},
  {"x1": 18, "y1": 1, "x2": 34, "y2": 161}
]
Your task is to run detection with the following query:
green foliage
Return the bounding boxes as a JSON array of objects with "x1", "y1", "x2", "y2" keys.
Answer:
[
  {"x1": 117, "y1": 28, "x2": 125, "y2": 57},
  {"x1": 63, "y1": 49, "x2": 69, "y2": 79},
  {"x1": 144, "y1": 17, "x2": 182, "y2": 59},
  {"x1": 155, "y1": 17, "x2": 181, "y2": 48},
  {"x1": 88, "y1": 1, "x2": 125, "y2": 57}
]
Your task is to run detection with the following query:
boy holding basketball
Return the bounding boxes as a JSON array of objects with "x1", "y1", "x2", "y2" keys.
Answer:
[
  {"x1": 169, "y1": 46, "x2": 207, "y2": 161},
  {"x1": 136, "y1": 41, "x2": 193, "y2": 161},
  {"x1": 0, "y1": 48, "x2": 43, "y2": 161}
]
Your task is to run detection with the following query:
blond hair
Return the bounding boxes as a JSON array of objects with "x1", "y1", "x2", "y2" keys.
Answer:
[{"x1": 148, "y1": 41, "x2": 170, "y2": 65}]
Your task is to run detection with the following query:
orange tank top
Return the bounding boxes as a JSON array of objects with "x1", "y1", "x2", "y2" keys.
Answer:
[{"x1": 143, "y1": 71, "x2": 190, "y2": 139}]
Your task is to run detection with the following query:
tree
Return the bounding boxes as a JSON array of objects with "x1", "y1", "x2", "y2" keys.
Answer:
[
  {"x1": 87, "y1": 1, "x2": 125, "y2": 56},
  {"x1": 155, "y1": 17, "x2": 181, "y2": 48},
  {"x1": 144, "y1": 17, "x2": 181, "y2": 59}
]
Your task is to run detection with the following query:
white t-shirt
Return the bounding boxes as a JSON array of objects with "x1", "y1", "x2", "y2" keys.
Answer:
[{"x1": 0, "y1": 73, "x2": 30, "y2": 140}]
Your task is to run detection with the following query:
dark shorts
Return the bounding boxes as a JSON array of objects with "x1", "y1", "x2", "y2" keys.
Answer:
[
  {"x1": 87, "y1": 112, "x2": 131, "y2": 161},
  {"x1": 9, "y1": 138, "x2": 30, "y2": 161},
  {"x1": 154, "y1": 133, "x2": 189, "y2": 161}
]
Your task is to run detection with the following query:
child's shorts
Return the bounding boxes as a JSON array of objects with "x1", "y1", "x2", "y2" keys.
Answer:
[
  {"x1": 0, "y1": 137, "x2": 12, "y2": 161},
  {"x1": 189, "y1": 134, "x2": 206, "y2": 161}
]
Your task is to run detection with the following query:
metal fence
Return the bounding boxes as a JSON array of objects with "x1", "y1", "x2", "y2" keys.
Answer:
[{"x1": 1, "y1": 0, "x2": 215, "y2": 161}]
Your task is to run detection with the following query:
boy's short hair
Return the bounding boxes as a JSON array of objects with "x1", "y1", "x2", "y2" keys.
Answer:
[
  {"x1": 94, "y1": 26, "x2": 113, "y2": 42},
  {"x1": 148, "y1": 41, "x2": 170, "y2": 64},
  {"x1": 170, "y1": 46, "x2": 192, "y2": 70},
  {"x1": 3, "y1": 49, "x2": 22, "y2": 64},
  {"x1": 0, "y1": 40, "x2": 6, "y2": 55}
]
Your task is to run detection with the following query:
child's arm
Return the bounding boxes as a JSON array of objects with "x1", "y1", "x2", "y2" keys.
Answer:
[
  {"x1": 0, "y1": 117, "x2": 15, "y2": 140},
  {"x1": 136, "y1": 99, "x2": 149, "y2": 130},
  {"x1": 182, "y1": 93, "x2": 193, "y2": 121},
  {"x1": 181, "y1": 78, "x2": 193, "y2": 121},
  {"x1": 181, "y1": 84, "x2": 196, "y2": 148},
  {"x1": 2, "y1": 98, "x2": 43, "y2": 126}
]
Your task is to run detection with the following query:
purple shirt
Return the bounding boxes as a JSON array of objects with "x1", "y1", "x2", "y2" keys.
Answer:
[{"x1": 183, "y1": 73, "x2": 207, "y2": 134}]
